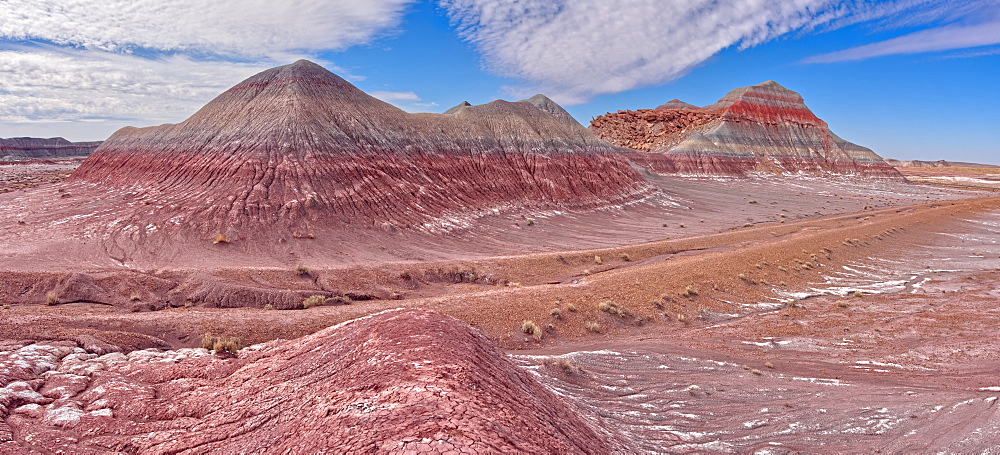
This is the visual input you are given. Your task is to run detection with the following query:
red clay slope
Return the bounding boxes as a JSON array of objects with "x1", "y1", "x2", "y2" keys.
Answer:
[
  {"x1": 0, "y1": 309, "x2": 607, "y2": 453},
  {"x1": 591, "y1": 81, "x2": 902, "y2": 179},
  {"x1": 71, "y1": 60, "x2": 650, "y2": 240}
]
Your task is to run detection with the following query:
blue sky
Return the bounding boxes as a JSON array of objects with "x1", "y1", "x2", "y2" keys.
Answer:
[{"x1": 1, "y1": 0, "x2": 998, "y2": 163}]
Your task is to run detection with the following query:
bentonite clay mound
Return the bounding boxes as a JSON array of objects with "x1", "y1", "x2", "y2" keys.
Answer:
[
  {"x1": 0, "y1": 137, "x2": 101, "y2": 161},
  {"x1": 0, "y1": 309, "x2": 607, "y2": 453},
  {"x1": 71, "y1": 60, "x2": 649, "y2": 240},
  {"x1": 591, "y1": 81, "x2": 902, "y2": 178}
]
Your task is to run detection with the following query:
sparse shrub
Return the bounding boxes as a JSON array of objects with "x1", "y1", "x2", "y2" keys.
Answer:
[
  {"x1": 778, "y1": 266, "x2": 788, "y2": 272},
  {"x1": 263, "y1": 304, "x2": 274, "y2": 310},
  {"x1": 679, "y1": 223, "x2": 685, "y2": 228},
  {"x1": 295, "y1": 264, "x2": 310, "y2": 276},
  {"x1": 836, "y1": 300, "x2": 849, "y2": 308},
  {"x1": 213, "y1": 234, "x2": 229, "y2": 244},
  {"x1": 677, "y1": 313, "x2": 688, "y2": 323},
  {"x1": 550, "y1": 308, "x2": 562, "y2": 318},
  {"x1": 583, "y1": 269, "x2": 592, "y2": 276},
  {"x1": 751, "y1": 369, "x2": 762, "y2": 375},
  {"x1": 567, "y1": 303, "x2": 578, "y2": 312},
  {"x1": 598, "y1": 301, "x2": 630, "y2": 317},
  {"x1": 765, "y1": 362, "x2": 774, "y2": 369},
  {"x1": 653, "y1": 299, "x2": 664, "y2": 309},
  {"x1": 45, "y1": 291, "x2": 59, "y2": 305},
  {"x1": 201, "y1": 334, "x2": 243, "y2": 354},
  {"x1": 682, "y1": 285, "x2": 698, "y2": 297},
  {"x1": 129, "y1": 292, "x2": 142, "y2": 301},
  {"x1": 302, "y1": 295, "x2": 327, "y2": 308},
  {"x1": 738, "y1": 273, "x2": 749, "y2": 281},
  {"x1": 1, "y1": 303, "x2": 10, "y2": 310},
  {"x1": 779, "y1": 281, "x2": 787, "y2": 286},
  {"x1": 526, "y1": 218, "x2": 536, "y2": 226},
  {"x1": 584, "y1": 321, "x2": 602, "y2": 333},
  {"x1": 621, "y1": 253, "x2": 631, "y2": 262},
  {"x1": 748, "y1": 200, "x2": 758, "y2": 204},
  {"x1": 521, "y1": 320, "x2": 542, "y2": 341},
  {"x1": 555, "y1": 357, "x2": 578, "y2": 374},
  {"x1": 853, "y1": 291, "x2": 864, "y2": 297},
  {"x1": 593, "y1": 255, "x2": 603, "y2": 265}
]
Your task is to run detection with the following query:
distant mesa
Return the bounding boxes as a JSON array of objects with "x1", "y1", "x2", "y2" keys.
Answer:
[
  {"x1": 72, "y1": 60, "x2": 651, "y2": 239},
  {"x1": 591, "y1": 80, "x2": 902, "y2": 179},
  {"x1": 1, "y1": 137, "x2": 101, "y2": 161},
  {"x1": 656, "y1": 99, "x2": 698, "y2": 110},
  {"x1": 885, "y1": 158, "x2": 1000, "y2": 169}
]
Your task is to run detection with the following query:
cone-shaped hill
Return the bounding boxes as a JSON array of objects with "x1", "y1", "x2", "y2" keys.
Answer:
[
  {"x1": 591, "y1": 81, "x2": 901, "y2": 178},
  {"x1": 72, "y1": 60, "x2": 650, "y2": 240}
]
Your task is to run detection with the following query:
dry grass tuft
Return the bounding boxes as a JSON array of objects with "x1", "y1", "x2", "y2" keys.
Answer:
[
  {"x1": 836, "y1": 300, "x2": 849, "y2": 308},
  {"x1": 598, "y1": 301, "x2": 630, "y2": 317},
  {"x1": 567, "y1": 303, "x2": 578, "y2": 312},
  {"x1": 201, "y1": 334, "x2": 243, "y2": 354},
  {"x1": 682, "y1": 285, "x2": 698, "y2": 297},
  {"x1": 751, "y1": 369, "x2": 762, "y2": 375},
  {"x1": 584, "y1": 321, "x2": 603, "y2": 333},
  {"x1": 853, "y1": 291, "x2": 864, "y2": 297},
  {"x1": 555, "y1": 357, "x2": 582, "y2": 374},
  {"x1": 521, "y1": 320, "x2": 543, "y2": 341},
  {"x1": 550, "y1": 308, "x2": 563, "y2": 318},
  {"x1": 593, "y1": 255, "x2": 603, "y2": 265},
  {"x1": 263, "y1": 304, "x2": 274, "y2": 310},
  {"x1": 129, "y1": 292, "x2": 142, "y2": 301},
  {"x1": 765, "y1": 362, "x2": 774, "y2": 369},
  {"x1": 213, "y1": 234, "x2": 229, "y2": 244},
  {"x1": 45, "y1": 291, "x2": 59, "y2": 305},
  {"x1": 295, "y1": 264, "x2": 310, "y2": 276},
  {"x1": 302, "y1": 295, "x2": 327, "y2": 309}
]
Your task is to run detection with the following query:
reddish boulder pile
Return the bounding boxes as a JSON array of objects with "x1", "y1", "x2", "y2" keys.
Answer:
[
  {"x1": 591, "y1": 81, "x2": 902, "y2": 178},
  {"x1": 0, "y1": 309, "x2": 607, "y2": 453}
]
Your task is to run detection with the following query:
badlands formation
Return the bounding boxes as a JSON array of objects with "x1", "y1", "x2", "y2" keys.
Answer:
[
  {"x1": 591, "y1": 81, "x2": 902, "y2": 178},
  {"x1": 2, "y1": 60, "x2": 999, "y2": 452}
]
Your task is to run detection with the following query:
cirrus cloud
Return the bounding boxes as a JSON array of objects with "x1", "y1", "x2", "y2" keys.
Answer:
[
  {"x1": 0, "y1": 0, "x2": 414, "y2": 140},
  {"x1": 439, "y1": 0, "x2": 991, "y2": 104}
]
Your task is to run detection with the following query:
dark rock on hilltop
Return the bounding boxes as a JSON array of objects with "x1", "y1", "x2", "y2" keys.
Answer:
[
  {"x1": 0, "y1": 137, "x2": 101, "y2": 161},
  {"x1": 591, "y1": 81, "x2": 901, "y2": 179},
  {"x1": 0, "y1": 309, "x2": 608, "y2": 453}
]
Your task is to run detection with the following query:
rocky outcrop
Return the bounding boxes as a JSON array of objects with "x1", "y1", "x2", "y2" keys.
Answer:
[
  {"x1": 591, "y1": 81, "x2": 902, "y2": 179},
  {"x1": 0, "y1": 137, "x2": 101, "y2": 161},
  {"x1": 0, "y1": 309, "x2": 607, "y2": 453},
  {"x1": 71, "y1": 60, "x2": 650, "y2": 240}
]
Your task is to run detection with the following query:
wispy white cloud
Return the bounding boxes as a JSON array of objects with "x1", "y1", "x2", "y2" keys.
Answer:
[
  {"x1": 0, "y1": 47, "x2": 267, "y2": 123},
  {"x1": 0, "y1": 0, "x2": 415, "y2": 58},
  {"x1": 439, "y1": 0, "x2": 991, "y2": 104},
  {"x1": 804, "y1": 19, "x2": 1000, "y2": 63},
  {"x1": 0, "y1": 0, "x2": 414, "y2": 139},
  {"x1": 370, "y1": 90, "x2": 439, "y2": 113},
  {"x1": 370, "y1": 90, "x2": 422, "y2": 102}
]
